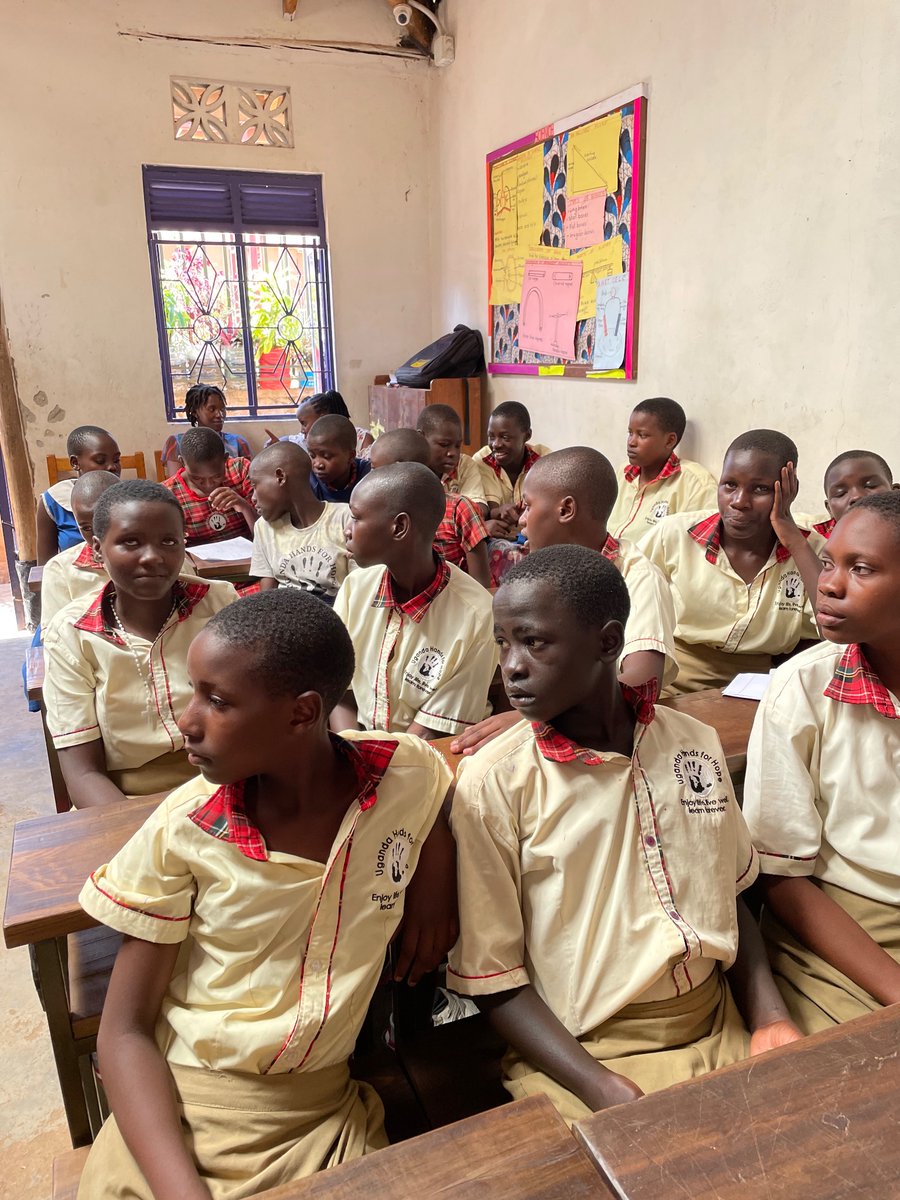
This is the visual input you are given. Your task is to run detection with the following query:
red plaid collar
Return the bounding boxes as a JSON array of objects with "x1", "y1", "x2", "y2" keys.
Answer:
[
  {"x1": 73, "y1": 543, "x2": 105, "y2": 571},
  {"x1": 823, "y1": 644, "x2": 900, "y2": 719},
  {"x1": 687, "y1": 512, "x2": 801, "y2": 566},
  {"x1": 188, "y1": 735, "x2": 400, "y2": 860},
  {"x1": 170, "y1": 459, "x2": 247, "y2": 502},
  {"x1": 372, "y1": 557, "x2": 451, "y2": 624},
  {"x1": 532, "y1": 679, "x2": 658, "y2": 765},
  {"x1": 600, "y1": 533, "x2": 620, "y2": 562},
  {"x1": 623, "y1": 451, "x2": 682, "y2": 485},
  {"x1": 813, "y1": 517, "x2": 836, "y2": 538},
  {"x1": 482, "y1": 444, "x2": 542, "y2": 481},
  {"x1": 72, "y1": 578, "x2": 210, "y2": 647}
]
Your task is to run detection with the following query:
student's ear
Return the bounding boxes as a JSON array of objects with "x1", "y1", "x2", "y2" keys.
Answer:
[
  {"x1": 393, "y1": 511, "x2": 411, "y2": 541},
  {"x1": 274, "y1": 467, "x2": 287, "y2": 487},
  {"x1": 557, "y1": 495, "x2": 577, "y2": 525},
  {"x1": 68, "y1": 454, "x2": 80, "y2": 474},
  {"x1": 824, "y1": 498, "x2": 833, "y2": 516},
  {"x1": 892, "y1": 483, "x2": 900, "y2": 492},
  {"x1": 92, "y1": 535, "x2": 104, "y2": 563},
  {"x1": 524, "y1": 427, "x2": 533, "y2": 442},
  {"x1": 664, "y1": 431, "x2": 679, "y2": 454},
  {"x1": 594, "y1": 619, "x2": 626, "y2": 665},
  {"x1": 291, "y1": 690, "x2": 324, "y2": 730}
]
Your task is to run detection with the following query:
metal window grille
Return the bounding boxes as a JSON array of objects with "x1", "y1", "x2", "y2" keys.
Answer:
[{"x1": 143, "y1": 165, "x2": 335, "y2": 420}]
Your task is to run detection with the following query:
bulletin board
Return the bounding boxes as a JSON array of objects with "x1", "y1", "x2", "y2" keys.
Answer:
[{"x1": 487, "y1": 84, "x2": 646, "y2": 379}]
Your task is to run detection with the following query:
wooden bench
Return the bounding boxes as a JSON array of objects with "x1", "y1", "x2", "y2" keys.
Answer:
[{"x1": 46, "y1": 452, "x2": 146, "y2": 486}]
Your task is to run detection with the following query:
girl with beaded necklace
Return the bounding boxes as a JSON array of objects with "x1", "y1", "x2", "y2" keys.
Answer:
[{"x1": 42, "y1": 479, "x2": 238, "y2": 807}]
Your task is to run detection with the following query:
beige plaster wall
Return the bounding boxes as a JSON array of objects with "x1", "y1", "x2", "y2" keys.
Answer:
[
  {"x1": 430, "y1": 0, "x2": 900, "y2": 510},
  {"x1": 0, "y1": 0, "x2": 435, "y2": 493}
]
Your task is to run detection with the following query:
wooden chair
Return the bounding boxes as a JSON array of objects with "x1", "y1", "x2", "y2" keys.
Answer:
[
  {"x1": 154, "y1": 449, "x2": 167, "y2": 482},
  {"x1": 51, "y1": 1146, "x2": 90, "y2": 1200},
  {"x1": 46, "y1": 453, "x2": 147, "y2": 486}
]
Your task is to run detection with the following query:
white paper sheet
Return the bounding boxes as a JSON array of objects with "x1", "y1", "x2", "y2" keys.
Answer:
[
  {"x1": 722, "y1": 673, "x2": 770, "y2": 701},
  {"x1": 188, "y1": 536, "x2": 254, "y2": 563}
]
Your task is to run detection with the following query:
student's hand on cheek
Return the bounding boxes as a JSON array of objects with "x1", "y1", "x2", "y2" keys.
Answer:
[
  {"x1": 208, "y1": 486, "x2": 243, "y2": 512},
  {"x1": 749, "y1": 1017, "x2": 804, "y2": 1056},
  {"x1": 770, "y1": 463, "x2": 800, "y2": 539}
]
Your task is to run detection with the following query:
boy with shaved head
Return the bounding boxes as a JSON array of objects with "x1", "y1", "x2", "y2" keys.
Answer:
[{"x1": 332, "y1": 462, "x2": 496, "y2": 740}]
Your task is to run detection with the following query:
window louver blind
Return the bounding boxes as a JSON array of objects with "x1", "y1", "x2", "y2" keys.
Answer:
[{"x1": 143, "y1": 167, "x2": 325, "y2": 236}]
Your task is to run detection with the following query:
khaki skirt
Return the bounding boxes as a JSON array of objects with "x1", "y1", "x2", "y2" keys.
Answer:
[{"x1": 107, "y1": 747, "x2": 196, "y2": 798}]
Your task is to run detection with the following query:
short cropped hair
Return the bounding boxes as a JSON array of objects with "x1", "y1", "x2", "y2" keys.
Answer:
[
  {"x1": 307, "y1": 414, "x2": 357, "y2": 452},
  {"x1": 502, "y1": 544, "x2": 630, "y2": 629},
  {"x1": 416, "y1": 404, "x2": 461, "y2": 436},
  {"x1": 633, "y1": 397, "x2": 686, "y2": 442},
  {"x1": 490, "y1": 401, "x2": 531, "y2": 432},
  {"x1": 204, "y1": 588, "x2": 355, "y2": 710},
  {"x1": 71, "y1": 470, "x2": 120, "y2": 507},
  {"x1": 299, "y1": 390, "x2": 351, "y2": 420},
  {"x1": 726, "y1": 429, "x2": 798, "y2": 470},
  {"x1": 848, "y1": 491, "x2": 900, "y2": 544},
  {"x1": 181, "y1": 427, "x2": 227, "y2": 465},
  {"x1": 825, "y1": 449, "x2": 893, "y2": 484},
  {"x1": 527, "y1": 447, "x2": 618, "y2": 523},
  {"x1": 370, "y1": 428, "x2": 430, "y2": 467},
  {"x1": 93, "y1": 479, "x2": 184, "y2": 541},
  {"x1": 355, "y1": 462, "x2": 446, "y2": 539},
  {"x1": 184, "y1": 384, "x2": 226, "y2": 426},
  {"x1": 253, "y1": 440, "x2": 312, "y2": 477},
  {"x1": 66, "y1": 425, "x2": 116, "y2": 457}
]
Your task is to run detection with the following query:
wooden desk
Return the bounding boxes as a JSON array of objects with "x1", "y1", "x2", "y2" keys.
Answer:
[
  {"x1": 263, "y1": 1095, "x2": 611, "y2": 1199},
  {"x1": 660, "y1": 688, "x2": 758, "y2": 777},
  {"x1": 29, "y1": 557, "x2": 252, "y2": 592},
  {"x1": 28, "y1": 564, "x2": 43, "y2": 593},
  {"x1": 573, "y1": 1005, "x2": 900, "y2": 1200}
]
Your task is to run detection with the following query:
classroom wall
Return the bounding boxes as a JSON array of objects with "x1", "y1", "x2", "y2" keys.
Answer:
[
  {"x1": 430, "y1": 0, "x2": 900, "y2": 510},
  {"x1": 0, "y1": 0, "x2": 435, "y2": 495}
]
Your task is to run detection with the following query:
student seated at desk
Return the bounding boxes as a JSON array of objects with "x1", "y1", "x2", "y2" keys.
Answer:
[
  {"x1": 642, "y1": 429, "x2": 825, "y2": 694},
  {"x1": 743, "y1": 493, "x2": 900, "y2": 1033},
  {"x1": 37, "y1": 425, "x2": 121, "y2": 563},
  {"x1": 472, "y1": 401, "x2": 550, "y2": 535},
  {"x1": 306, "y1": 414, "x2": 372, "y2": 503},
  {"x1": 450, "y1": 447, "x2": 678, "y2": 755},
  {"x1": 43, "y1": 480, "x2": 237, "y2": 805},
  {"x1": 608, "y1": 397, "x2": 717, "y2": 546},
  {"x1": 448, "y1": 546, "x2": 802, "y2": 1124},
  {"x1": 161, "y1": 383, "x2": 252, "y2": 478},
  {"x1": 77, "y1": 588, "x2": 456, "y2": 1198},
  {"x1": 332, "y1": 463, "x2": 496, "y2": 739},
  {"x1": 249, "y1": 442, "x2": 354, "y2": 604},
  {"x1": 40, "y1": 470, "x2": 118, "y2": 625},
  {"x1": 416, "y1": 404, "x2": 489, "y2": 515},
  {"x1": 369, "y1": 428, "x2": 491, "y2": 588},
  {"x1": 268, "y1": 389, "x2": 373, "y2": 460},
  {"x1": 162, "y1": 427, "x2": 256, "y2": 547}
]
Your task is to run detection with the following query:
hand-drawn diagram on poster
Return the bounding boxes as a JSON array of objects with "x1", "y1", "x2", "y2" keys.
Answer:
[
  {"x1": 518, "y1": 258, "x2": 583, "y2": 360},
  {"x1": 490, "y1": 244, "x2": 568, "y2": 307},
  {"x1": 568, "y1": 111, "x2": 622, "y2": 194},
  {"x1": 574, "y1": 235, "x2": 623, "y2": 320},
  {"x1": 593, "y1": 271, "x2": 629, "y2": 370},
  {"x1": 491, "y1": 158, "x2": 518, "y2": 255}
]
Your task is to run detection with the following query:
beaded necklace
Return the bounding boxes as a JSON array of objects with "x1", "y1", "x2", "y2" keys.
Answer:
[{"x1": 109, "y1": 590, "x2": 178, "y2": 718}]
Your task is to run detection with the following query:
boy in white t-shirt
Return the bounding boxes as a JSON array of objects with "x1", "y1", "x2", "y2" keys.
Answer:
[{"x1": 250, "y1": 443, "x2": 354, "y2": 605}]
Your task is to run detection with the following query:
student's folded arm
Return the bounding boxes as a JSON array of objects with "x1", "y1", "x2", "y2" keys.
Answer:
[
  {"x1": 329, "y1": 691, "x2": 361, "y2": 733},
  {"x1": 98, "y1": 936, "x2": 212, "y2": 1200},
  {"x1": 58, "y1": 741, "x2": 129, "y2": 808},
  {"x1": 617, "y1": 649, "x2": 665, "y2": 690},
  {"x1": 476, "y1": 986, "x2": 643, "y2": 1111},
  {"x1": 759, "y1": 874, "x2": 900, "y2": 1007},
  {"x1": 464, "y1": 541, "x2": 492, "y2": 589},
  {"x1": 394, "y1": 804, "x2": 458, "y2": 985},
  {"x1": 726, "y1": 896, "x2": 803, "y2": 1053}
]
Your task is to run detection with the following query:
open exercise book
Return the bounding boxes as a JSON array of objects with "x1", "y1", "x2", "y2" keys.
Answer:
[
  {"x1": 722, "y1": 673, "x2": 771, "y2": 701},
  {"x1": 188, "y1": 536, "x2": 254, "y2": 563}
]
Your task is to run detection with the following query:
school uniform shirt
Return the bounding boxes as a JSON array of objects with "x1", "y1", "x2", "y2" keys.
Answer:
[
  {"x1": 309, "y1": 459, "x2": 371, "y2": 504},
  {"x1": 473, "y1": 443, "x2": 551, "y2": 508},
  {"x1": 609, "y1": 454, "x2": 718, "y2": 547},
  {"x1": 601, "y1": 534, "x2": 678, "y2": 686},
  {"x1": 79, "y1": 732, "x2": 451, "y2": 1074},
  {"x1": 812, "y1": 517, "x2": 836, "y2": 538},
  {"x1": 40, "y1": 542, "x2": 107, "y2": 627},
  {"x1": 251, "y1": 505, "x2": 354, "y2": 601},
  {"x1": 41, "y1": 478, "x2": 81, "y2": 552},
  {"x1": 434, "y1": 494, "x2": 489, "y2": 572},
  {"x1": 743, "y1": 641, "x2": 900, "y2": 905},
  {"x1": 442, "y1": 454, "x2": 489, "y2": 510},
  {"x1": 333, "y1": 558, "x2": 497, "y2": 736},
  {"x1": 642, "y1": 510, "x2": 825, "y2": 656},
  {"x1": 447, "y1": 691, "x2": 758, "y2": 1035},
  {"x1": 163, "y1": 459, "x2": 254, "y2": 545},
  {"x1": 43, "y1": 574, "x2": 237, "y2": 773}
]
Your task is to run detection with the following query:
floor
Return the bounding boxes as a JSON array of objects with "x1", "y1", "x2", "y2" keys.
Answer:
[{"x1": 0, "y1": 591, "x2": 70, "y2": 1197}]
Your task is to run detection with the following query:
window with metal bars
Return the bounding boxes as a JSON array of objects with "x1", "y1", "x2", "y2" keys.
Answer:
[{"x1": 143, "y1": 165, "x2": 335, "y2": 420}]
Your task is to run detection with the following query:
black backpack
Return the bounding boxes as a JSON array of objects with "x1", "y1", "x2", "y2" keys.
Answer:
[{"x1": 394, "y1": 324, "x2": 485, "y2": 388}]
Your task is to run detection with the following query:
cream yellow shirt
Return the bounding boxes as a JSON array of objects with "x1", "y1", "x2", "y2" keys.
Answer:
[
  {"x1": 44, "y1": 574, "x2": 237, "y2": 772},
  {"x1": 250, "y1": 504, "x2": 353, "y2": 600},
  {"x1": 743, "y1": 642, "x2": 900, "y2": 905},
  {"x1": 333, "y1": 560, "x2": 497, "y2": 736},
  {"x1": 448, "y1": 707, "x2": 757, "y2": 1036},
  {"x1": 443, "y1": 454, "x2": 489, "y2": 509},
  {"x1": 79, "y1": 732, "x2": 452, "y2": 1073},
  {"x1": 40, "y1": 542, "x2": 108, "y2": 627},
  {"x1": 473, "y1": 443, "x2": 552, "y2": 508},
  {"x1": 609, "y1": 456, "x2": 718, "y2": 548},
  {"x1": 642, "y1": 510, "x2": 824, "y2": 655},
  {"x1": 605, "y1": 535, "x2": 678, "y2": 687}
]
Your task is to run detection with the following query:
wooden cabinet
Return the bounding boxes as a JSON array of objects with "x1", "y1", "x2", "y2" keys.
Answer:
[{"x1": 368, "y1": 376, "x2": 486, "y2": 457}]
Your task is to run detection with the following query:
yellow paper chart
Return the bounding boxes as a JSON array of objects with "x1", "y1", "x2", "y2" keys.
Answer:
[
  {"x1": 573, "y1": 236, "x2": 624, "y2": 320},
  {"x1": 491, "y1": 159, "x2": 518, "y2": 255},
  {"x1": 515, "y1": 144, "x2": 544, "y2": 248},
  {"x1": 568, "y1": 112, "x2": 622, "y2": 195},
  {"x1": 490, "y1": 244, "x2": 569, "y2": 307}
]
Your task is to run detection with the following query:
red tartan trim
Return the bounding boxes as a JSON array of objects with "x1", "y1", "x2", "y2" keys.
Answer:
[
  {"x1": 447, "y1": 965, "x2": 525, "y2": 981},
  {"x1": 688, "y1": 512, "x2": 807, "y2": 566},
  {"x1": 189, "y1": 736, "x2": 400, "y2": 859},
  {"x1": 623, "y1": 451, "x2": 682, "y2": 485},
  {"x1": 434, "y1": 495, "x2": 489, "y2": 568},
  {"x1": 532, "y1": 680, "x2": 657, "y2": 763},
  {"x1": 600, "y1": 533, "x2": 620, "y2": 562},
  {"x1": 72, "y1": 579, "x2": 209, "y2": 646},
  {"x1": 482, "y1": 444, "x2": 542, "y2": 482},
  {"x1": 813, "y1": 518, "x2": 836, "y2": 538},
  {"x1": 824, "y1": 644, "x2": 900, "y2": 719},
  {"x1": 371, "y1": 558, "x2": 452, "y2": 624},
  {"x1": 735, "y1": 849, "x2": 757, "y2": 885},
  {"x1": 162, "y1": 459, "x2": 253, "y2": 544},
  {"x1": 73, "y1": 543, "x2": 105, "y2": 571}
]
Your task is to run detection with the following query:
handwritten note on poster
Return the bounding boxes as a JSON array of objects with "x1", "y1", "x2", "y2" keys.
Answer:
[
  {"x1": 518, "y1": 257, "x2": 583, "y2": 360},
  {"x1": 573, "y1": 235, "x2": 623, "y2": 320},
  {"x1": 592, "y1": 271, "x2": 629, "y2": 370},
  {"x1": 490, "y1": 244, "x2": 569, "y2": 307},
  {"x1": 491, "y1": 159, "x2": 518, "y2": 255},
  {"x1": 516, "y1": 144, "x2": 545, "y2": 248},
  {"x1": 565, "y1": 188, "x2": 606, "y2": 249},
  {"x1": 568, "y1": 112, "x2": 622, "y2": 195}
]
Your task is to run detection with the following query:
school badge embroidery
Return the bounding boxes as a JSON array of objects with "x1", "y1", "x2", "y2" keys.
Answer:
[
  {"x1": 404, "y1": 646, "x2": 446, "y2": 694},
  {"x1": 209, "y1": 511, "x2": 228, "y2": 532},
  {"x1": 673, "y1": 749, "x2": 727, "y2": 814}
]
